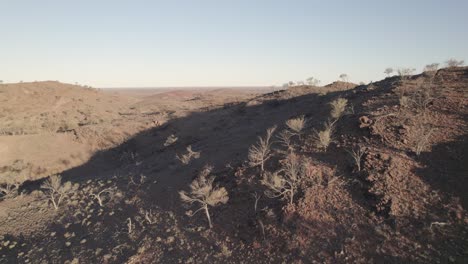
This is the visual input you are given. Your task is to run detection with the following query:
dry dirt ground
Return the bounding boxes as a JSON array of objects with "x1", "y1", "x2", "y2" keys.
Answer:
[{"x1": 0, "y1": 68, "x2": 467, "y2": 263}]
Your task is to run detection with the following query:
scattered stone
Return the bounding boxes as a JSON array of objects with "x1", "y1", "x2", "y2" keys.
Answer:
[
  {"x1": 80, "y1": 239, "x2": 87, "y2": 244},
  {"x1": 65, "y1": 242, "x2": 71, "y2": 247}
]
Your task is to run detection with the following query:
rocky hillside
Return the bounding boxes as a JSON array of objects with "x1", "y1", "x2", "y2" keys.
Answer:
[{"x1": 0, "y1": 67, "x2": 467, "y2": 263}]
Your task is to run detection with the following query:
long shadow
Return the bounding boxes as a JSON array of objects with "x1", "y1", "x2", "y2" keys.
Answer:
[{"x1": 57, "y1": 87, "x2": 357, "y2": 211}]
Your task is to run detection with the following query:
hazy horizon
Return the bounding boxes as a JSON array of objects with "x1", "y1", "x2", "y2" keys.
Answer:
[{"x1": 1, "y1": 0, "x2": 467, "y2": 87}]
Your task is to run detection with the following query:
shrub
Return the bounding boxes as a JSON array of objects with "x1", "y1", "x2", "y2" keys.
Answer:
[
  {"x1": 399, "y1": 95, "x2": 411, "y2": 108},
  {"x1": 248, "y1": 126, "x2": 277, "y2": 172},
  {"x1": 277, "y1": 129, "x2": 295, "y2": 154},
  {"x1": 445, "y1": 58, "x2": 464, "y2": 68},
  {"x1": 176, "y1": 145, "x2": 201, "y2": 165},
  {"x1": 90, "y1": 188, "x2": 112, "y2": 207},
  {"x1": 261, "y1": 153, "x2": 310, "y2": 205},
  {"x1": 285, "y1": 115, "x2": 306, "y2": 137},
  {"x1": 179, "y1": 166, "x2": 229, "y2": 228},
  {"x1": 41, "y1": 175, "x2": 72, "y2": 210},
  {"x1": 329, "y1": 98, "x2": 348, "y2": 119},
  {"x1": 414, "y1": 126, "x2": 433, "y2": 156},
  {"x1": 424, "y1": 63, "x2": 439, "y2": 72},
  {"x1": 164, "y1": 134, "x2": 178, "y2": 147},
  {"x1": 397, "y1": 68, "x2": 416, "y2": 79},
  {"x1": 313, "y1": 122, "x2": 335, "y2": 151}
]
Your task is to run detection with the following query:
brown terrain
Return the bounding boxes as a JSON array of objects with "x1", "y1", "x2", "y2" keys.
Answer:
[{"x1": 0, "y1": 67, "x2": 467, "y2": 263}]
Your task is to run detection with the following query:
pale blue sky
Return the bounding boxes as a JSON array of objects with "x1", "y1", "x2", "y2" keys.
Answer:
[{"x1": 1, "y1": 0, "x2": 467, "y2": 87}]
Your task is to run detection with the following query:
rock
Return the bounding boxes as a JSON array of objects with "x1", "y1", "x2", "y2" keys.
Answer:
[
  {"x1": 80, "y1": 239, "x2": 87, "y2": 244},
  {"x1": 359, "y1": 116, "x2": 373, "y2": 128},
  {"x1": 167, "y1": 236, "x2": 175, "y2": 244},
  {"x1": 65, "y1": 242, "x2": 71, "y2": 247}
]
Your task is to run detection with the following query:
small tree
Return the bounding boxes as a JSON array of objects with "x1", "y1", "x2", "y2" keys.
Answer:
[
  {"x1": 424, "y1": 63, "x2": 439, "y2": 72},
  {"x1": 179, "y1": 166, "x2": 229, "y2": 228},
  {"x1": 261, "y1": 153, "x2": 309, "y2": 205},
  {"x1": 306, "y1": 77, "x2": 321, "y2": 86},
  {"x1": 347, "y1": 146, "x2": 365, "y2": 172},
  {"x1": 339, "y1": 74, "x2": 349, "y2": 82},
  {"x1": 329, "y1": 98, "x2": 348, "y2": 119},
  {"x1": 41, "y1": 175, "x2": 72, "y2": 210},
  {"x1": 248, "y1": 126, "x2": 277, "y2": 172},
  {"x1": 397, "y1": 68, "x2": 416, "y2": 80},
  {"x1": 445, "y1": 58, "x2": 464, "y2": 68},
  {"x1": 384, "y1": 68, "x2": 394, "y2": 77}
]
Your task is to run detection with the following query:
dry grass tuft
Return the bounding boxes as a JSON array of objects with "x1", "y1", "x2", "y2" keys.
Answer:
[
  {"x1": 286, "y1": 115, "x2": 306, "y2": 135},
  {"x1": 164, "y1": 134, "x2": 178, "y2": 147},
  {"x1": 176, "y1": 145, "x2": 201, "y2": 165},
  {"x1": 313, "y1": 122, "x2": 335, "y2": 151},
  {"x1": 329, "y1": 98, "x2": 348, "y2": 119}
]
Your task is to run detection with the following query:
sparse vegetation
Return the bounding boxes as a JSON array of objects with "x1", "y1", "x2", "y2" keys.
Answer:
[
  {"x1": 176, "y1": 145, "x2": 201, "y2": 164},
  {"x1": 90, "y1": 188, "x2": 112, "y2": 207},
  {"x1": 164, "y1": 134, "x2": 178, "y2": 147},
  {"x1": 347, "y1": 146, "x2": 365, "y2": 172},
  {"x1": 329, "y1": 98, "x2": 348, "y2": 119},
  {"x1": 445, "y1": 58, "x2": 464, "y2": 68},
  {"x1": 339, "y1": 73, "x2": 349, "y2": 82},
  {"x1": 179, "y1": 166, "x2": 229, "y2": 228},
  {"x1": 384, "y1": 67, "x2": 393, "y2": 77},
  {"x1": 414, "y1": 126, "x2": 434, "y2": 156},
  {"x1": 285, "y1": 115, "x2": 306, "y2": 138},
  {"x1": 261, "y1": 153, "x2": 310, "y2": 205},
  {"x1": 313, "y1": 122, "x2": 335, "y2": 151},
  {"x1": 248, "y1": 126, "x2": 277, "y2": 172},
  {"x1": 40, "y1": 175, "x2": 72, "y2": 210},
  {"x1": 306, "y1": 77, "x2": 321, "y2": 86},
  {"x1": 397, "y1": 68, "x2": 416, "y2": 79},
  {"x1": 424, "y1": 63, "x2": 439, "y2": 72}
]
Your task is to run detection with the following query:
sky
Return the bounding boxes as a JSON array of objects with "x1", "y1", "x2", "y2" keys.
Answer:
[{"x1": 0, "y1": 0, "x2": 467, "y2": 87}]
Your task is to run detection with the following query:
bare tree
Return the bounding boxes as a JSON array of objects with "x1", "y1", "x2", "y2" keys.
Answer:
[
  {"x1": 424, "y1": 63, "x2": 439, "y2": 72},
  {"x1": 248, "y1": 126, "x2": 277, "y2": 172},
  {"x1": 176, "y1": 145, "x2": 201, "y2": 165},
  {"x1": 41, "y1": 175, "x2": 72, "y2": 210},
  {"x1": 384, "y1": 68, "x2": 394, "y2": 77},
  {"x1": 347, "y1": 146, "x2": 365, "y2": 172},
  {"x1": 445, "y1": 58, "x2": 464, "y2": 68},
  {"x1": 261, "y1": 153, "x2": 309, "y2": 205},
  {"x1": 179, "y1": 166, "x2": 229, "y2": 228}
]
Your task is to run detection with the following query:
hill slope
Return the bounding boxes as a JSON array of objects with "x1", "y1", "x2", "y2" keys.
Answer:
[{"x1": 0, "y1": 68, "x2": 467, "y2": 263}]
